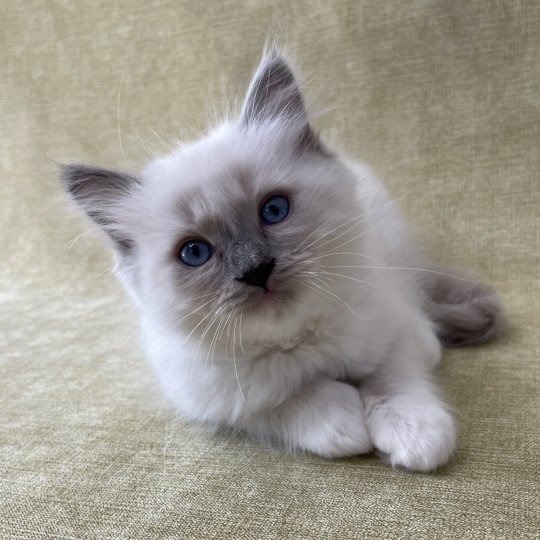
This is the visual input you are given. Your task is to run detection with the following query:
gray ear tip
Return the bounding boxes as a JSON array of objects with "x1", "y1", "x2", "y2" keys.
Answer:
[
  {"x1": 59, "y1": 163, "x2": 83, "y2": 193},
  {"x1": 59, "y1": 164, "x2": 140, "y2": 196},
  {"x1": 241, "y1": 47, "x2": 304, "y2": 124},
  {"x1": 59, "y1": 163, "x2": 100, "y2": 198},
  {"x1": 260, "y1": 48, "x2": 295, "y2": 78},
  {"x1": 264, "y1": 46, "x2": 287, "y2": 62}
]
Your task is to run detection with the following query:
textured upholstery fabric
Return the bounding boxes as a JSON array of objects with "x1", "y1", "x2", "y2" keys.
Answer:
[{"x1": 1, "y1": 1, "x2": 538, "y2": 538}]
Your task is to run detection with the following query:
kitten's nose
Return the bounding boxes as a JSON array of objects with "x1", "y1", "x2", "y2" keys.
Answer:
[{"x1": 236, "y1": 259, "x2": 276, "y2": 289}]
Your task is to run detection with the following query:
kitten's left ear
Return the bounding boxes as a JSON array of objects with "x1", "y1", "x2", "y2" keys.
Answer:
[{"x1": 241, "y1": 49, "x2": 326, "y2": 154}]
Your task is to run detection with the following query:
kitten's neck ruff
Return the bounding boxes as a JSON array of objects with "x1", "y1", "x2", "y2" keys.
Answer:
[
  {"x1": 144, "y1": 290, "x2": 330, "y2": 362},
  {"x1": 243, "y1": 313, "x2": 325, "y2": 358}
]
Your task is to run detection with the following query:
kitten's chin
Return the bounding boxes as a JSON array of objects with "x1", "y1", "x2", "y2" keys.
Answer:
[
  {"x1": 236, "y1": 285, "x2": 326, "y2": 350},
  {"x1": 242, "y1": 284, "x2": 300, "y2": 317}
]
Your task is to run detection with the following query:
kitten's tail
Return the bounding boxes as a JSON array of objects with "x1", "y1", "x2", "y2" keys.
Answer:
[{"x1": 422, "y1": 269, "x2": 504, "y2": 347}]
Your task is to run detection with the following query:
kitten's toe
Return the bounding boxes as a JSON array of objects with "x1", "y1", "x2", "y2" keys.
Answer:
[
  {"x1": 301, "y1": 381, "x2": 373, "y2": 458},
  {"x1": 306, "y1": 415, "x2": 372, "y2": 459},
  {"x1": 368, "y1": 402, "x2": 456, "y2": 472}
]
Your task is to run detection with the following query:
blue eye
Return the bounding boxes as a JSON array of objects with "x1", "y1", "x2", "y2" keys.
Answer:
[
  {"x1": 260, "y1": 195, "x2": 290, "y2": 225},
  {"x1": 179, "y1": 240, "x2": 213, "y2": 267}
]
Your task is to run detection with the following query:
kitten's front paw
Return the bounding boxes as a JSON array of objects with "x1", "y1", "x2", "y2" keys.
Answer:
[
  {"x1": 367, "y1": 399, "x2": 456, "y2": 472},
  {"x1": 299, "y1": 380, "x2": 373, "y2": 458}
]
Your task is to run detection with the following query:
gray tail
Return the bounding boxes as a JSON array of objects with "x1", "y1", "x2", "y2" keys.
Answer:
[{"x1": 423, "y1": 269, "x2": 504, "y2": 347}]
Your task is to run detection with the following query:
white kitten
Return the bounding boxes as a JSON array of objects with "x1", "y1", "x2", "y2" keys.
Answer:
[{"x1": 62, "y1": 50, "x2": 502, "y2": 471}]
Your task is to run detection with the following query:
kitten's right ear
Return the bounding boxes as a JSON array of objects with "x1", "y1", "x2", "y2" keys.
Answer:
[{"x1": 60, "y1": 164, "x2": 140, "y2": 254}]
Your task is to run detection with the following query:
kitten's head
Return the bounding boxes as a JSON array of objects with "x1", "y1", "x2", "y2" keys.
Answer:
[{"x1": 62, "y1": 50, "x2": 360, "y2": 346}]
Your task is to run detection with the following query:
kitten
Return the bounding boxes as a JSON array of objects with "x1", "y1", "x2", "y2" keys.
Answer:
[{"x1": 61, "y1": 49, "x2": 502, "y2": 471}]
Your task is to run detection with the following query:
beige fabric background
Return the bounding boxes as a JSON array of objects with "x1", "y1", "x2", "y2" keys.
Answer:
[{"x1": 1, "y1": 1, "x2": 538, "y2": 539}]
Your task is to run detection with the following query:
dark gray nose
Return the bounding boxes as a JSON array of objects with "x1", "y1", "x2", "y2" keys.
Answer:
[{"x1": 236, "y1": 259, "x2": 276, "y2": 289}]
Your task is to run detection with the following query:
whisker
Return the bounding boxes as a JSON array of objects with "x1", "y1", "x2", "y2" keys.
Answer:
[
  {"x1": 304, "y1": 280, "x2": 348, "y2": 311},
  {"x1": 238, "y1": 303, "x2": 247, "y2": 354},
  {"x1": 117, "y1": 72, "x2": 127, "y2": 167},
  {"x1": 306, "y1": 271, "x2": 335, "y2": 284},
  {"x1": 293, "y1": 220, "x2": 333, "y2": 253},
  {"x1": 177, "y1": 296, "x2": 218, "y2": 324},
  {"x1": 144, "y1": 396, "x2": 167, "y2": 435},
  {"x1": 305, "y1": 215, "x2": 370, "y2": 253},
  {"x1": 184, "y1": 291, "x2": 220, "y2": 302},
  {"x1": 295, "y1": 213, "x2": 365, "y2": 254},
  {"x1": 219, "y1": 308, "x2": 235, "y2": 342},
  {"x1": 294, "y1": 193, "x2": 410, "y2": 254},
  {"x1": 68, "y1": 229, "x2": 95, "y2": 250},
  {"x1": 149, "y1": 127, "x2": 175, "y2": 152},
  {"x1": 205, "y1": 312, "x2": 225, "y2": 370},
  {"x1": 312, "y1": 269, "x2": 379, "y2": 294},
  {"x1": 231, "y1": 314, "x2": 246, "y2": 404},
  {"x1": 303, "y1": 276, "x2": 355, "y2": 314},
  {"x1": 304, "y1": 272, "x2": 334, "y2": 287},
  {"x1": 319, "y1": 265, "x2": 479, "y2": 282},
  {"x1": 180, "y1": 307, "x2": 218, "y2": 345},
  {"x1": 189, "y1": 309, "x2": 221, "y2": 378},
  {"x1": 211, "y1": 313, "x2": 229, "y2": 367},
  {"x1": 225, "y1": 308, "x2": 238, "y2": 367},
  {"x1": 163, "y1": 395, "x2": 183, "y2": 457},
  {"x1": 307, "y1": 252, "x2": 386, "y2": 265},
  {"x1": 162, "y1": 398, "x2": 168, "y2": 472},
  {"x1": 319, "y1": 220, "x2": 384, "y2": 254}
]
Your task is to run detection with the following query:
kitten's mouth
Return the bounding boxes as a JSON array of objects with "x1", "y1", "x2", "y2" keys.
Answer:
[
  {"x1": 251, "y1": 285, "x2": 281, "y2": 302},
  {"x1": 258, "y1": 287, "x2": 281, "y2": 302},
  {"x1": 241, "y1": 281, "x2": 297, "y2": 313},
  {"x1": 230, "y1": 265, "x2": 305, "y2": 314}
]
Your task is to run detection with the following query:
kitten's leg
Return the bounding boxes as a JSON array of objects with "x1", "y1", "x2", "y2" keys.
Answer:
[
  {"x1": 360, "y1": 336, "x2": 456, "y2": 472},
  {"x1": 242, "y1": 378, "x2": 373, "y2": 458}
]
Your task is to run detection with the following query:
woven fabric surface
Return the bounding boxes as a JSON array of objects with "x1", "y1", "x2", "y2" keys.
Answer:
[{"x1": 1, "y1": 1, "x2": 538, "y2": 539}]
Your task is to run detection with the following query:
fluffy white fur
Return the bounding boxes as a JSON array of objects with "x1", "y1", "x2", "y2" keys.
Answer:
[{"x1": 62, "y1": 50, "x2": 502, "y2": 472}]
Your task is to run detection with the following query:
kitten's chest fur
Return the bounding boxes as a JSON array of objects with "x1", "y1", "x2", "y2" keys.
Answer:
[{"x1": 249, "y1": 314, "x2": 324, "y2": 356}]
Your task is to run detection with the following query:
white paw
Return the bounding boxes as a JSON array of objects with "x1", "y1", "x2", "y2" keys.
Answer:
[
  {"x1": 299, "y1": 380, "x2": 373, "y2": 458},
  {"x1": 367, "y1": 398, "x2": 456, "y2": 472}
]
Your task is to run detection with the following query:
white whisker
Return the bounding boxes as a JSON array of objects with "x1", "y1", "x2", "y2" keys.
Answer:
[
  {"x1": 307, "y1": 271, "x2": 335, "y2": 284},
  {"x1": 303, "y1": 276, "x2": 355, "y2": 314},
  {"x1": 205, "y1": 312, "x2": 225, "y2": 370},
  {"x1": 163, "y1": 395, "x2": 183, "y2": 457},
  {"x1": 210, "y1": 313, "x2": 229, "y2": 367},
  {"x1": 117, "y1": 72, "x2": 127, "y2": 167},
  {"x1": 320, "y1": 220, "x2": 384, "y2": 254},
  {"x1": 189, "y1": 309, "x2": 221, "y2": 378},
  {"x1": 304, "y1": 280, "x2": 347, "y2": 311},
  {"x1": 181, "y1": 306, "x2": 218, "y2": 345},
  {"x1": 177, "y1": 296, "x2": 217, "y2": 324},
  {"x1": 184, "y1": 291, "x2": 220, "y2": 302},
  {"x1": 219, "y1": 308, "x2": 235, "y2": 342},
  {"x1": 293, "y1": 220, "x2": 334, "y2": 253},
  {"x1": 68, "y1": 229, "x2": 95, "y2": 250},
  {"x1": 308, "y1": 252, "x2": 386, "y2": 265},
  {"x1": 178, "y1": 302, "x2": 219, "y2": 343},
  {"x1": 319, "y1": 265, "x2": 478, "y2": 282},
  {"x1": 313, "y1": 269, "x2": 379, "y2": 294},
  {"x1": 294, "y1": 193, "x2": 410, "y2": 254},
  {"x1": 238, "y1": 303, "x2": 247, "y2": 354},
  {"x1": 231, "y1": 314, "x2": 246, "y2": 404}
]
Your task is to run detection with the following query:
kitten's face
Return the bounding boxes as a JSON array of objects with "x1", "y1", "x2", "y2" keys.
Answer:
[
  {"x1": 132, "y1": 122, "x2": 358, "y2": 333},
  {"x1": 62, "y1": 51, "x2": 360, "y2": 343}
]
